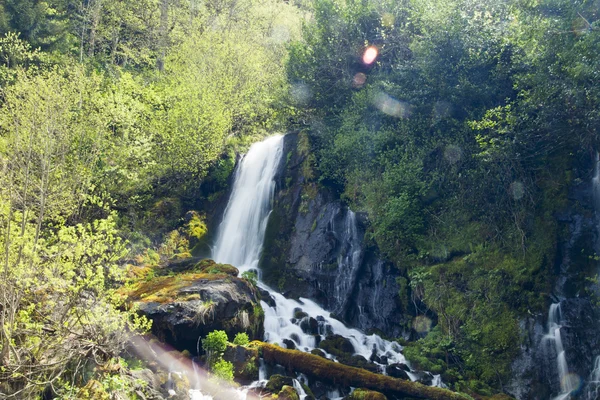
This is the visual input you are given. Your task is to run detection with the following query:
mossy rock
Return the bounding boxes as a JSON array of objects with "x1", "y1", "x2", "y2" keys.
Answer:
[
  {"x1": 344, "y1": 388, "x2": 387, "y2": 400},
  {"x1": 223, "y1": 344, "x2": 260, "y2": 384},
  {"x1": 266, "y1": 374, "x2": 294, "y2": 393},
  {"x1": 194, "y1": 259, "x2": 239, "y2": 276},
  {"x1": 77, "y1": 380, "x2": 109, "y2": 400},
  {"x1": 318, "y1": 334, "x2": 355, "y2": 357},
  {"x1": 310, "y1": 348, "x2": 326, "y2": 358},
  {"x1": 276, "y1": 385, "x2": 300, "y2": 400},
  {"x1": 117, "y1": 271, "x2": 227, "y2": 304}
]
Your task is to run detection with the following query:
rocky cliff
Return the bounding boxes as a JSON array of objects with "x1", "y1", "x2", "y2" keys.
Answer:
[{"x1": 259, "y1": 132, "x2": 411, "y2": 338}]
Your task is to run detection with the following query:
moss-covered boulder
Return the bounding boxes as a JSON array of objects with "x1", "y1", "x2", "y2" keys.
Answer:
[
  {"x1": 344, "y1": 388, "x2": 387, "y2": 400},
  {"x1": 121, "y1": 262, "x2": 263, "y2": 352},
  {"x1": 318, "y1": 334, "x2": 355, "y2": 357},
  {"x1": 266, "y1": 374, "x2": 294, "y2": 393},
  {"x1": 276, "y1": 385, "x2": 300, "y2": 400},
  {"x1": 222, "y1": 344, "x2": 260, "y2": 384}
]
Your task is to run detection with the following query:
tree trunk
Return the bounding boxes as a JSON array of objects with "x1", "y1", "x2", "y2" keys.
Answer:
[{"x1": 258, "y1": 343, "x2": 472, "y2": 400}]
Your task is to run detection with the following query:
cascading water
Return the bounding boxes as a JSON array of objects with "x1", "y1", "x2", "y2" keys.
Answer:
[
  {"x1": 542, "y1": 303, "x2": 574, "y2": 399},
  {"x1": 212, "y1": 135, "x2": 284, "y2": 274},
  {"x1": 586, "y1": 356, "x2": 600, "y2": 399},
  {"x1": 203, "y1": 135, "x2": 435, "y2": 398},
  {"x1": 332, "y1": 210, "x2": 363, "y2": 315}
]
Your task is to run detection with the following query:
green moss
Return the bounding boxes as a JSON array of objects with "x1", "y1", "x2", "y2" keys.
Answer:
[
  {"x1": 194, "y1": 259, "x2": 239, "y2": 276},
  {"x1": 346, "y1": 388, "x2": 387, "y2": 400},
  {"x1": 277, "y1": 385, "x2": 300, "y2": 400},
  {"x1": 266, "y1": 374, "x2": 294, "y2": 393},
  {"x1": 119, "y1": 272, "x2": 226, "y2": 304}
]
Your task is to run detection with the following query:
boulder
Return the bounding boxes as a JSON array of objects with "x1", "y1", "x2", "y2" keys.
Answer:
[
  {"x1": 122, "y1": 263, "x2": 264, "y2": 353},
  {"x1": 222, "y1": 344, "x2": 260, "y2": 384}
]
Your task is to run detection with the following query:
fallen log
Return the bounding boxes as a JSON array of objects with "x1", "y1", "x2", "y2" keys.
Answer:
[{"x1": 257, "y1": 342, "x2": 470, "y2": 400}]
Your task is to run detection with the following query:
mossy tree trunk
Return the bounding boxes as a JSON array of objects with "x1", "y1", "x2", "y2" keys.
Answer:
[{"x1": 258, "y1": 343, "x2": 471, "y2": 400}]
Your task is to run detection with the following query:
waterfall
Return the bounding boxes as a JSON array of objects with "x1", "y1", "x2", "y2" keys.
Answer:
[
  {"x1": 332, "y1": 210, "x2": 363, "y2": 315},
  {"x1": 543, "y1": 303, "x2": 576, "y2": 399},
  {"x1": 209, "y1": 134, "x2": 434, "y2": 397},
  {"x1": 212, "y1": 134, "x2": 284, "y2": 273}
]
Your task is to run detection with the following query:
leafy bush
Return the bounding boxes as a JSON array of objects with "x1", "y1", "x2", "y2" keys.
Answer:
[
  {"x1": 233, "y1": 332, "x2": 250, "y2": 346},
  {"x1": 211, "y1": 359, "x2": 234, "y2": 383},
  {"x1": 202, "y1": 330, "x2": 229, "y2": 364}
]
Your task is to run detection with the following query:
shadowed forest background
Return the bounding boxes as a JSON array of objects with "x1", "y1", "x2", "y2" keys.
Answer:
[{"x1": 0, "y1": 0, "x2": 599, "y2": 398}]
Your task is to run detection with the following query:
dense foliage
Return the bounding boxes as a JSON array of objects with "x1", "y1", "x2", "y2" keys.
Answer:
[
  {"x1": 1, "y1": 0, "x2": 599, "y2": 397},
  {"x1": 286, "y1": 0, "x2": 600, "y2": 392},
  {"x1": 0, "y1": 0, "x2": 302, "y2": 397}
]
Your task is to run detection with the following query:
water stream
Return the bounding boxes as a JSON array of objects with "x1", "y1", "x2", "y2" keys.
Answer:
[{"x1": 190, "y1": 134, "x2": 432, "y2": 398}]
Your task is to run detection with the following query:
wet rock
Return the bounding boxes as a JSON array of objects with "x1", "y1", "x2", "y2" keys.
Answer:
[
  {"x1": 222, "y1": 344, "x2": 259, "y2": 384},
  {"x1": 369, "y1": 351, "x2": 381, "y2": 364},
  {"x1": 283, "y1": 339, "x2": 297, "y2": 350},
  {"x1": 124, "y1": 264, "x2": 264, "y2": 353},
  {"x1": 266, "y1": 374, "x2": 294, "y2": 393},
  {"x1": 311, "y1": 349, "x2": 326, "y2": 358},
  {"x1": 386, "y1": 364, "x2": 410, "y2": 380},
  {"x1": 294, "y1": 308, "x2": 309, "y2": 319},
  {"x1": 259, "y1": 132, "x2": 409, "y2": 339},
  {"x1": 259, "y1": 288, "x2": 276, "y2": 308},
  {"x1": 300, "y1": 317, "x2": 319, "y2": 335},
  {"x1": 319, "y1": 335, "x2": 355, "y2": 356},
  {"x1": 411, "y1": 371, "x2": 434, "y2": 386},
  {"x1": 344, "y1": 355, "x2": 380, "y2": 373}
]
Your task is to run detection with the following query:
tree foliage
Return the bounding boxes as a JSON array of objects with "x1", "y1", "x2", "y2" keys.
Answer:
[{"x1": 286, "y1": 0, "x2": 600, "y2": 390}]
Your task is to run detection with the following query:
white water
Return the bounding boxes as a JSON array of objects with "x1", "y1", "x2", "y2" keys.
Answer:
[
  {"x1": 212, "y1": 134, "x2": 284, "y2": 274},
  {"x1": 194, "y1": 134, "x2": 418, "y2": 398},
  {"x1": 543, "y1": 303, "x2": 575, "y2": 399},
  {"x1": 332, "y1": 210, "x2": 363, "y2": 315}
]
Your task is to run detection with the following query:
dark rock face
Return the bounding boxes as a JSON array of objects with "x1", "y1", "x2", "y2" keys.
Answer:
[
  {"x1": 507, "y1": 166, "x2": 600, "y2": 400},
  {"x1": 134, "y1": 271, "x2": 263, "y2": 353},
  {"x1": 260, "y1": 132, "x2": 409, "y2": 338}
]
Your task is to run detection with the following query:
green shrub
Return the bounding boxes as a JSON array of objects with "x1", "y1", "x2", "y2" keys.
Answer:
[
  {"x1": 241, "y1": 270, "x2": 258, "y2": 286},
  {"x1": 212, "y1": 359, "x2": 234, "y2": 383},
  {"x1": 202, "y1": 330, "x2": 229, "y2": 364},
  {"x1": 233, "y1": 332, "x2": 250, "y2": 346}
]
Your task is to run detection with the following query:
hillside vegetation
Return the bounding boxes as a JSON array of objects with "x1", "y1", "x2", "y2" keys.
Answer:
[{"x1": 0, "y1": 0, "x2": 599, "y2": 397}]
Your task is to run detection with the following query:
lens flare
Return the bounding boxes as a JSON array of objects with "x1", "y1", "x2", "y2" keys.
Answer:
[
  {"x1": 363, "y1": 46, "x2": 378, "y2": 65},
  {"x1": 127, "y1": 335, "x2": 259, "y2": 399},
  {"x1": 510, "y1": 181, "x2": 525, "y2": 200},
  {"x1": 352, "y1": 72, "x2": 367, "y2": 88},
  {"x1": 413, "y1": 316, "x2": 432, "y2": 334},
  {"x1": 270, "y1": 24, "x2": 291, "y2": 43},
  {"x1": 381, "y1": 13, "x2": 395, "y2": 27},
  {"x1": 290, "y1": 82, "x2": 311, "y2": 105},
  {"x1": 373, "y1": 92, "x2": 411, "y2": 118},
  {"x1": 444, "y1": 145, "x2": 463, "y2": 164}
]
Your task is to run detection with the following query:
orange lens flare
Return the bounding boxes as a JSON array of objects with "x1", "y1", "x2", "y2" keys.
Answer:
[{"x1": 362, "y1": 46, "x2": 378, "y2": 65}]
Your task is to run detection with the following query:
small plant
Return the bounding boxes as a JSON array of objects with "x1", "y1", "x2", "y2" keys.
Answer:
[
  {"x1": 202, "y1": 330, "x2": 228, "y2": 365},
  {"x1": 233, "y1": 332, "x2": 249, "y2": 346},
  {"x1": 241, "y1": 270, "x2": 258, "y2": 287},
  {"x1": 211, "y1": 359, "x2": 234, "y2": 383}
]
